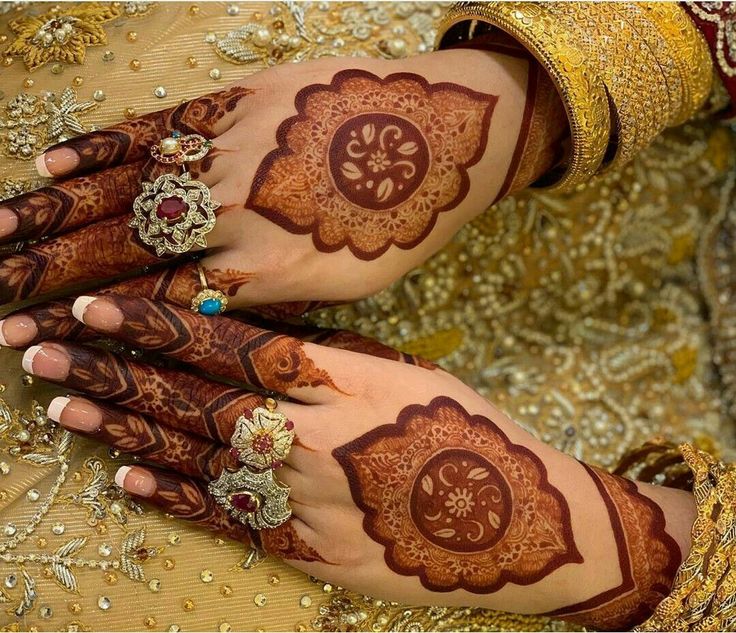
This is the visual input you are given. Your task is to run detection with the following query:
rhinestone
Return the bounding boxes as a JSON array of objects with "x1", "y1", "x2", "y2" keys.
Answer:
[
  {"x1": 109, "y1": 501, "x2": 123, "y2": 514},
  {"x1": 98, "y1": 543, "x2": 112, "y2": 557},
  {"x1": 254, "y1": 593, "x2": 267, "y2": 607},
  {"x1": 5, "y1": 574, "x2": 17, "y2": 588},
  {"x1": 51, "y1": 63, "x2": 63, "y2": 74},
  {"x1": 200, "y1": 569, "x2": 213, "y2": 583},
  {"x1": 189, "y1": 4, "x2": 200, "y2": 16},
  {"x1": 98, "y1": 596, "x2": 111, "y2": 610},
  {"x1": 183, "y1": 598, "x2": 195, "y2": 611},
  {"x1": 126, "y1": 31, "x2": 138, "y2": 42},
  {"x1": 148, "y1": 578, "x2": 161, "y2": 592},
  {"x1": 219, "y1": 624, "x2": 231, "y2": 633},
  {"x1": 102, "y1": 50, "x2": 115, "y2": 61},
  {"x1": 15, "y1": 429, "x2": 30, "y2": 442},
  {"x1": 69, "y1": 602, "x2": 82, "y2": 614},
  {"x1": 187, "y1": 56, "x2": 198, "y2": 68},
  {"x1": 268, "y1": 574, "x2": 279, "y2": 585},
  {"x1": 167, "y1": 533, "x2": 181, "y2": 545},
  {"x1": 104, "y1": 571, "x2": 118, "y2": 584},
  {"x1": 168, "y1": 626, "x2": 181, "y2": 633},
  {"x1": 93, "y1": 90, "x2": 105, "y2": 102},
  {"x1": 204, "y1": 32, "x2": 216, "y2": 43},
  {"x1": 322, "y1": 583, "x2": 333, "y2": 593},
  {"x1": 26, "y1": 489, "x2": 40, "y2": 502},
  {"x1": 129, "y1": 59, "x2": 141, "y2": 71},
  {"x1": 22, "y1": 375, "x2": 33, "y2": 386},
  {"x1": 0, "y1": 462, "x2": 10, "y2": 474},
  {"x1": 226, "y1": 4, "x2": 239, "y2": 15},
  {"x1": 153, "y1": 86, "x2": 167, "y2": 98},
  {"x1": 23, "y1": 78, "x2": 34, "y2": 89},
  {"x1": 39, "y1": 606, "x2": 53, "y2": 619},
  {"x1": 72, "y1": 76, "x2": 83, "y2": 87},
  {"x1": 144, "y1": 617, "x2": 157, "y2": 629},
  {"x1": 52, "y1": 522, "x2": 65, "y2": 535},
  {"x1": 163, "y1": 558, "x2": 175, "y2": 570},
  {"x1": 4, "y1": 523, "x2": 16, "y2": 536},
  {"x1": 300, "y1": 595, "x2": 312, "y2": 608},
  {"x1": 220, "y1": 584, "x2": 233, "y2": 597},
  {"x1": 209, "y1": 68, "x2": 221, "y2": 80},
  {"x1": 37, "y1": 537, "x2": 47, "y2": 548}
]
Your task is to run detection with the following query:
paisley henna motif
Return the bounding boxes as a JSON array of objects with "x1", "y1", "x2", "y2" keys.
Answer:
[
  {"x1": 333, "y1": 396, "x2": 581, "y2": 593},
  {"x1": 248, "y1": 70, "x2": 497, "y2": 260},
  {"x1": 545, "y1": 465, "x2": 681, "y2": 630},
  {"x1": 98, "y1": 296, "x2": 342, "y2": 394},
  {"x1": 0, "y1": 161, "x2": 144, "y2": 242},
  {"x1": 44, "y1": 86, "x2": 252, "y2": 175}
]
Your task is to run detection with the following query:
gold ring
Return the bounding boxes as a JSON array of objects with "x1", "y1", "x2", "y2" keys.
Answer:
[
  {"x1": 229, "y1": 398, "x2": 295, "y2": 471},
  {"x1": 191, "y1": 262, "x2": 228, "y2": 316}
]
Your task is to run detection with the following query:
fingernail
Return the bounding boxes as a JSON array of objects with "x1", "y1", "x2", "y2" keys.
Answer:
[
  {"x1": 115, "y1": 465, "x2": 156, "y2": 497},
  {"x1": 21, "y1": 345, "x2": 70, "y2": 380},
  {"x1": 0, "y1": 316, "x2": 38, "y2": 347},
  {"x1": 72, "y1": 296, "x2": 123, "y2": 332},
  {"x1": 0, "y1": 208, "x2": 18, "y2": 239},
  {"x1": 48, "y1": 396, "x2": 102, "y2": 433},
  {"x1": 36, "y1": 148, "x2": 79, "y2": 177}
]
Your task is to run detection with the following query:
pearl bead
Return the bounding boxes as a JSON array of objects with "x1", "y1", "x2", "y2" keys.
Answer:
[{"x1": 253, "y1": 28, "x2": 271, "y2": 47}]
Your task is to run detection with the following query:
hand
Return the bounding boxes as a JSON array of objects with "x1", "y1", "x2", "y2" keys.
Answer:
[
  {"x1": 0, "y1": 40, "x2": 565, "y2": 312},
  {"x1": 20, "y1": 295, "x2": 695, "y2": 629}
]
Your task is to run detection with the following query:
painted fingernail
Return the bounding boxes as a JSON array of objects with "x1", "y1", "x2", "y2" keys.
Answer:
[
  {"x1": 115, "y1": 465, "x2": 156, "y2": 497},
  {"x1": 47, "y1": 396, "x2": 102, "y2": 433},
  {"x1": 21, "y1": 345, "x2": 70, "y2": 380},
  {"x1": 35, "y1": 147, "x2": 80, "y2": 178},
  {"x1": 72, "y1": 296, "x2": 123, "y2": 332},
  {"x1": 0, "y1": 316, "x2": 38, "y2": 347},
  {"x1": 0, "y1": 208, "x2": 18, "y2": 239}
]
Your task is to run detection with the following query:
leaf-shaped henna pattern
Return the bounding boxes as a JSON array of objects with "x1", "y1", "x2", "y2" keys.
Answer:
[
  {"x1": 333, "y1": 396, "x2": 581, "y2": 593},
  {"x1": 44, "y1": 86, "x2": 253, "y2": 174},
  {"x1": 247, "y1": 70, "x2": 497, "y2": 260},
  {"x1": 544, "y1": 465, "x2": 681, "y2": 630}
]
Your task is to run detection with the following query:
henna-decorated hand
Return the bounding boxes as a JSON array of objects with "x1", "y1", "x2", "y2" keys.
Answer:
[
  {"x1": 19, "y1": 295, "x2": 696, "y2": 629},
  {"x1": 0, "y1": 38, "x2": 567, "y2": 318}
]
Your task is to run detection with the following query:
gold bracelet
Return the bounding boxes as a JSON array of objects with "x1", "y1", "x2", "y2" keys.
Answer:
[
  {"x1": 437, "y1": 2, "x2": 611, "y2": 192},
  {"x1": 635, "y1": 444, "x2": 736, "y2": 631}
]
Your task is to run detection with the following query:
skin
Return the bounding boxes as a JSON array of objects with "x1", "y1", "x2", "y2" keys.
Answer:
[
  {"x1": 0, "y1": 44, "x2": 562, "y2": 317},
  {"x1": 20, "y1": 295, "x2": 696, "y2": 627}
]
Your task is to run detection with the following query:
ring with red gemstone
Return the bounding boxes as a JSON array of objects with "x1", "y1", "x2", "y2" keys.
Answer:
[
  {"x1": 130, "y1": 171, "x2": 220, "y2": 256},
  {"x1": 229, "y1": 398, "x2": 295, "y2": 472},
  {"x1": 208, "y1": 465, "x2": 292, "y2": 531}
]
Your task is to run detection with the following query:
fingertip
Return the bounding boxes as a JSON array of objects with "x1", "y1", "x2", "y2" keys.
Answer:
[
  {"x1": 73, "y1": 296, "x2": 124, "y2": 332},
  {"x1": 0, "y1": 208, "x2": 18, "y2": 239},
  {"x1": 71, "y1": 296, "x2": 96, "y2": 324},
  {"x1": 0, "y1": 315, "x2": 38, "y2": 348},
  {"x1": 35, "y1": 154, "x2": 52, "y2": 178},
  {"x1": 36, "y1": 147, "x2": 80, "y2": 178},
  {"x1": 115, "y1": 465, "x2": 156, "y2": 497},
  {"x1": 114, "y1": 465, "x2": 132, "y2": 488},
  {"x1": 22, "y1": 345, "x2": 42, "y2": 374},
  {"x1": 47, "y1": 396, "x2": 71, "y2": 423}
]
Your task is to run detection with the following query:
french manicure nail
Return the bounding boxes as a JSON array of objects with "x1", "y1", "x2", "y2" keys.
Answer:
[
  {"x1": 0, "y1": 316, "x2": 38, "y2": 347},
  {"x1": 115, "y1": 465, "x2": 156, "y2": 497},
  {"x1": 48, "y1": 396, "x2": 102, "y2": 433},
  {"x1": 35, "y1": 147, "x2": 80, "y2": 178},
  {"x1": 72, "y1": 296, "x2": 123, "y2": 332},
  {"x1": 0, "y1": 208, "x2": 18, "y2": 239},
  {"x1": 21, "y1": 345, "x2": 70, "y2": 380}
]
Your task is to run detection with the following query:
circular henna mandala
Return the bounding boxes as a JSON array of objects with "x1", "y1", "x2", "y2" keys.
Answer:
[{"x1": 333, "y1": 397, "x2": 582, "y2": 593}]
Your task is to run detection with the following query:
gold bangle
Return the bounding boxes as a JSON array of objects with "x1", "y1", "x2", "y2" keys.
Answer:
[
  {"x1": 635, "y1": 444, "x2": 736, "y2": 632},
  {"x1": 437, "y1": 2, "x2": 611, "y2": 192}
]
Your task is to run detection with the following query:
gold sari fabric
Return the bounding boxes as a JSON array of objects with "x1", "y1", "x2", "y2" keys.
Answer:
[{"x1": 0, "y1": 2, "x2": 733, "y2": 631}]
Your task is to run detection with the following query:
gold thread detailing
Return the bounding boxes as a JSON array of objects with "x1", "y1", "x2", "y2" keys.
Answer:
[
  {"x1": 635, "y1": 444, "x2": 736, "y2": 631},
  {"x1": 436, "y1": 2, "x2": 712, "y2": 185},
  {"x1": 3, "y1": 3, "x2": 122, "y2": 72},
  {"x1": 436, "y1": 2, "x2": 611, "y2": 191},
  {"x1": 686, "y1": 2, "x2": 736, "y2": 78}
]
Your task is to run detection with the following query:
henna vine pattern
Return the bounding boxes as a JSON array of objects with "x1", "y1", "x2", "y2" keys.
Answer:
[
  {"x1": 333, "y1": 396, "x2": 581, "y2": 593},
  {"x1": 259, "y1": 524, "x2": 329, "y2": 564},
  {"x1": 545, "y1": 465, "x2": 681, "y2": 630},
  {"x1": 248, "y1": 70, "x2": 497, "y2": 260}
]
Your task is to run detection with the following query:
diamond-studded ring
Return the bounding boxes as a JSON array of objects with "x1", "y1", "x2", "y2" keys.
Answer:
[{"x1": 229, "y1": 398, "x2": 295, "y2": 471}]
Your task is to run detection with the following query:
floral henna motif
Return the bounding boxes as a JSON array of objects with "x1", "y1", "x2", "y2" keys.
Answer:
[
  {"x1": 545, "y1": 465, "x2": 681, "y2": 630},
  {"x1": 259, "y1": 523, "x2": 329, "y2": 563},
  {"x1": 0, "y1": 215, "x2": 159, "y2": 303},
  {"x1": 333, "y1": 396, "x2": 581, "y2": 593},
  {"x1": 247, "y1": 70, "x2": 497, "y2": 260},
  {"x1": 109, "y1": 297, "x2": 341, "y2": 394},
  {"x1": 1, "y1": 161, "x2": 144, "y2": 241},
  {"x1": 45, "y1": 86, "x2": 252, "y2": 174}
]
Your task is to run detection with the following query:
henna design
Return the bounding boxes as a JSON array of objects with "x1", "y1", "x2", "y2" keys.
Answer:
[
  {"x1": 247, "y1": 70, "x2": 497, "y2": 260},
  {"x1": 66, "y1": 398, "x2": 236, "y2": 481},
  {"x1": 137, "y1": 468, "x2": 252, "y2": 542},
  {"x1": 0, "y1": 215, "x2": 159, "y2": 303},
  {"x1": 545, "y1": 465, "x2": 681, "y2": 630},
  {"x1": 44, "y1": 86, "x2": 252, "y2": 175},
  {"x1": 0, "y1": 161, "x2": 144, "y2": 242},
  {"x1": 47, "y1": 342, "x2": 264, "y2": 443},
  {"x1": 105, "y1": 296, "x2": 342, "y2": 394},
  {"x1": 259, "y1": 523, "x2": 329, "y2": 563},
  {"x1": 334, "y1": 396, "x2": 581, "y2": 593}
]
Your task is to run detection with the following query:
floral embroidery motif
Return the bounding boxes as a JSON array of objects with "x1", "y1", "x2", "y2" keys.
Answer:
[{"x1": 4, "y1": 3, "x2": 122, "y2": 71}]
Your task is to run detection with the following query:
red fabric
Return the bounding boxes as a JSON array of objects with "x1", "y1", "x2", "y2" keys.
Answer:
[{"x1": 683, "y1": 2, "x2": 736, "y2": 118}]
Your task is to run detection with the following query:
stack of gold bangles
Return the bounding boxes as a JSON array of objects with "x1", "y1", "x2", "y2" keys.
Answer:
[
  {"x1": 436, "y1": 2, "x2": 713, "y2": 191},
  {"x1": 209, "y1": 398, "x2": 295, "y2": 531}
]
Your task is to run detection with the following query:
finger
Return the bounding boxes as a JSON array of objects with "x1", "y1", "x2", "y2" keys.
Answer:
[
  {"x1": 113, "y1": 464, "x2": 253, "y2": 542},
  {"x1": 72, "y1": 295, "x2": 348, "y2": 401},
  {"x1": 25, "y1": 340, "x2": 267, "y2": 443},
  {"x1": 47, "y1": 395, "x2": 237, "y2": 481},
  {"x1": 0, "y1": 162, "x2": 145, "y2": 243},
  {"x1": 36, "y1": 86, "x2": 253, "y2": 178}
]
